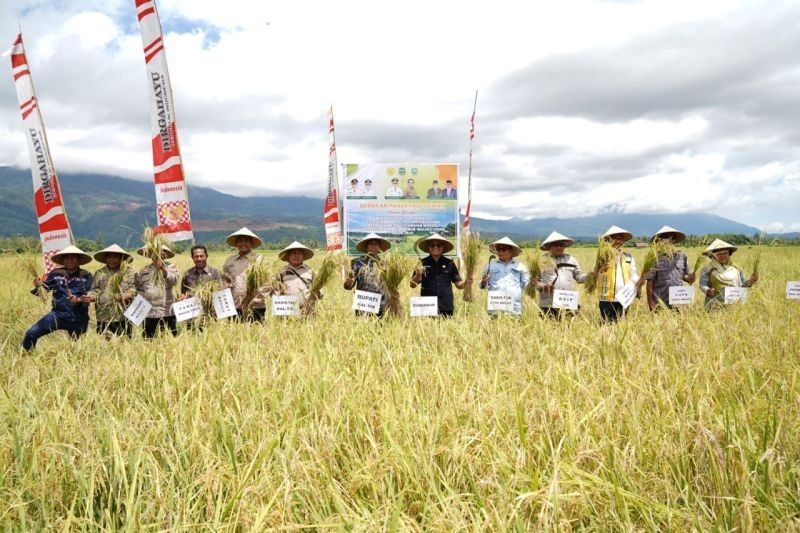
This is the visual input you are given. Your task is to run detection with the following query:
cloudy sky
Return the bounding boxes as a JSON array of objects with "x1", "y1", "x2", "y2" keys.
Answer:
[{"x1": 1, "y1": 0, "x2": 799, "y2": 232}]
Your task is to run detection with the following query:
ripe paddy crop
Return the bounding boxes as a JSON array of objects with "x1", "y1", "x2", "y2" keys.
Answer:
[{"x1": 1, "y1": 246, "x2": 799, "y2": 529}]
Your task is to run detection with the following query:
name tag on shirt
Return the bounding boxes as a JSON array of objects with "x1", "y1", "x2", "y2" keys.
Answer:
[
  {"x1": 552, "y1": 289, "x2": 579, "y2": 310},
  {"x1": 487, "y1": 290, "x2": 514, "y2": 312},
  {"x1": 272, "y1": 294, "x2": 300, "y2": 316},
  {"x1": 353, "y1": 290, "x2": 381, "y2": 314},
  {"x1": 616, "y1": 282, "x2": 637, "y2": 309},
  {"x1": 787, "y1": 281, "x2": 800, "y2": 299},
  {"x1": 172, "y1": 297, "x2": 204, "y2": 322},
  {"x1": 124, "y1": 294, "x2": 152, "y2": 326},
  {"x1": 410, "y1": 296, "x2": 438, "y2": 317},
  {"x1": 668, "y1": 286, "x2": 695, "y2": 305},
  {"x1": 724, "y1": 287, "x2": 748, "y2": 304},
  {"x1": 212, "y1": 288, "x2": 238, "y2": 319}
]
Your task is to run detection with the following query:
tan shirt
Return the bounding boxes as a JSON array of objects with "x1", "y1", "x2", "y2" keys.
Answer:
[
  {"x1": 91, "y1": 265, "x2": 136, "y2": 322},
  {"x1": 223, "y1": 251, "x2": 258, "y2": 282},
  {"x1": 231, "y1": 273, "x2": 268, "y2": 310},
  {"x1": 135, "y1": 263, "x2": 180, "y2": 318},
  {"x1": 278, "y1": 264, "x2": 316, "y2": 307}
]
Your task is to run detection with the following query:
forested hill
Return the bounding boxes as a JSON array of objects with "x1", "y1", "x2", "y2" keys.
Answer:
[{"x1": 1, "y1": 166, "x2": 765, "y2": 247}]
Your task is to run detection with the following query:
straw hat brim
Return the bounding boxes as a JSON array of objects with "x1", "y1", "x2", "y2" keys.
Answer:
[
  {"x1": 93, "y1": 245, "x2": 133, "y2": 264},
  {"x1": 278, "y1": 247, "x2": 315, "y2": 262},
  {"x1": 225, "y1": 228, "x2": 263, "y2": 248},
  {"x1": 602, "y1": 232, "x2": 633, "y2": 242},
  {"x1": 416, "y1": 235, "x2": 454, "y2": 254},
  {"x1": 356, "y1": 235, "x2": 391, "y2": 253},
  {"x1": 489, "y1": 238, "x2": 522, "y2": 258},
  {"x1": 652, "y1": 232, "x2": 686, "y2": 244},
  {"x1": 137, "y1": 246, "x2": 175, "y2": 259},
  {"x1": 51, "y1": 247, "x2": 93, "y2": 266}
]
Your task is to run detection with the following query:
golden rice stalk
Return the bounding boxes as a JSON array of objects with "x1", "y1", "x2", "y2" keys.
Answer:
[
  {"x1": 750, "y1": 247, "x2": 762, "y2": 276},
  {"x1": 379, "y1": 252, "x2": 414, "y2": 317},
  {"x1": 585, "y1": 237, "x2": 616, "y2": 294},
  {"x1": 461, "y1": 231, "x2": 483, "y2": 302},
  {"x1": 242, "y1": 257, "x2": 281, "y2": 319},
  {"x1": 640, "y1": 240, "x2": 675, "y2": 277},
  {"x1": 108, "y1": 263, "x2": 133, "y2": 315},
  {"x1": 191, "y1": 278, "x2": 224, "y2": 317},
  {"x1": 141, "y1": 227, "x2": 170, "y2": 286},
  {"x1": 524, "y1": 246, "x2": 543, "y2": 299},
  {"x1": 302, "y1": 253, "x2": 343, "y2": 316},
  {"x1": 692, "y1": 253, "x2": 708, "y2": 275},
  {"x1": 14, "y1": 248, "x2": 41, "y2": 281}
]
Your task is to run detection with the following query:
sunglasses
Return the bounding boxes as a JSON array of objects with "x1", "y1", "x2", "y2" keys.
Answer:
[
  {"x1": 495, "y1": 246, "x2": 512, "y2": 252},
  {"x1": 428, "y1": 243, "x2": 444, "y2": 248}
]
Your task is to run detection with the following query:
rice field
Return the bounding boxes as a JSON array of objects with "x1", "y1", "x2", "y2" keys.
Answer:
[{"x1": 1, "y1": 246, "x2": 799, "y2": 529}]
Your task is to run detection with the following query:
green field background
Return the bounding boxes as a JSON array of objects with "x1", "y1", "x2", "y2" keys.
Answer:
[{"x1": 1, "y1": 246, "x2": 799, "y2": 529}]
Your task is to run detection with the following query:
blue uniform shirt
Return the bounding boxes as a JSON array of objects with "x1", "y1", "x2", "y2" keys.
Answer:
[{"x1": 37, "y1": 268, "x2": 93, "y2": 321}]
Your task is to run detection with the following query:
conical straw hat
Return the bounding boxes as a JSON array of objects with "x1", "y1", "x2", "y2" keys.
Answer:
[
  {"x1": 136, "y1": 245, "x2": 175, "y2": 259},
  {"x1": 93, "y1": 243, "x2": 133, "y2": 264},
  {"x1": 652, "y1": 225, "x2": 686, "y2": 244},
  {"x1": 540, "y1": 231, "x2": 574, "y2": 250},
  {"x1": 51, "y1": 245, "x2": 92, "y2": 266},
  {"x1": 704, "y1": 238, "x2": 738, "y2": 256},
  {"x1": 416, "y1": 233, "x2": 454, "y2": 254},
  {"x1": 601, "y1": 225, "x2": 633, "y2": 242},
  {"x1": 225, "y1": 227, "x2": 263, "y2": 248},
  {"x1": 356, "y1": 233, "x2": 392, "y2": 253},
  {"x1": 278, "y1": 241, "x2": 315, "y2": 262},
  {"x1": 489, "y1": 236, "x2": 522, "y2": 257}
]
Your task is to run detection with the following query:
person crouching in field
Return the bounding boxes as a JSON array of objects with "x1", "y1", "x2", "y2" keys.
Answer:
[
  {"x1": 22, "y1": 245, "x2": 94, "y2": 350},
  {"x1": 535, "y1": 231, "x2": 587, "y2": 318},
  {"x1": 344, "y1": 233, "x2": 391, "y2": 318},
  {"x1": 87, "y1": 244, "x2": 136, "y2": 337},
  {"x1": 643, "y1": 225, "x2": 695, "y2": 311},
  {"x1": 275, "y1": 241, "x2": 320, "y2": 316},
  {"x1": 479, "y1": 237, "x2": 530, "y2": 317},
  {"x1": 135, "y1": 244, "x2": 180, "y2": 338},
  {"x1": 223, "y1": 227, "x2": 265, "y2": 321},
  {"x1": 699, "y1": 239, "x2": 758, "y2": 310},
  {"x1": 594, "y1": 226, "x2": 641, "y2": 323},
  {"x1": 409, "y1": 233, "x2": 469, "y2": 317}
]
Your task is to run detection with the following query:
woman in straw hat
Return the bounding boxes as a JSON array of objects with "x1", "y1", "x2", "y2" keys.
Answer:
[
  {"x1": 22, "y1": 245, "x2": 94, "y2": 350},
  {"x1": 699, "y1": 239, "x2": 758, "y2": 310},
  {"x1": 135, "y1": 244, "x2": 180, "y2": 338},
  {"x1": 409, "y1": 233, "x2": 469, "y2": 317},
  {"x1": 479, "y1": 236, "x2": 530, "y2": 316},
  {"x1": 536, "y1": 231, "x2": 588, "y2": 318},
  {"x1": 223, "y1": 227, "x2": 265, "y2": 320},
  {"x1": 643, "y1": 225, "x2": 695, "y2": 311},
  {"x1": 87, "y1": 244, "x2": 136, "y2": 337},
  {"x1": 344, "y1": 233, "x2": 391, "y2": 317},
  {"x1": 275, "y1": 241, "x2": 320, "y2": 314},
  {"x1": 594, "y1": 226, "x2": 641, "y2": 323}
]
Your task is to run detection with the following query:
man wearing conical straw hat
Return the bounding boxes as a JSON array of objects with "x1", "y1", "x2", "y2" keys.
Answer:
[
  {"x1": 344, "y1": 233, "x2": 390, "y2": 317},
  {"x1": 223, "y1": 227, "x2": 265, "y2": 320},
  {"x1": 409, "y1": 233, "x2": 469, "y2": 317},
  {"x1": 643, "y1": 225, "x2": 695, "y2": 311},
  {"x1": 86, "y1": 244, "x2": 136, "y2": 337},
  {"x1": 273, "y1": 241, "x2": 320, "y2": 315},
  {"x1": 594, "y1": 226, "x2": 641, "y2": 323},
  {"x1": 135, "y1": 243, "x2": 180, "y2": 338},
  {"x1": 698, "y1": 239, "x2": 758, "y2": 310},
  {"x1": 535, "y1": 231, "x2": 588, "y2": 318},
  {"x1": 479, "y1": 236, "x2": 530, "y2": 316},
  {"x1": 22, "y1": 245, "x2": 94, "y2": 350}
]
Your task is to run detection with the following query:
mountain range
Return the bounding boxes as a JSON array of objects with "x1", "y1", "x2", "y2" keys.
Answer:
[{"x1": 0, "y1": 166, "x2": 768, "y2": 246}]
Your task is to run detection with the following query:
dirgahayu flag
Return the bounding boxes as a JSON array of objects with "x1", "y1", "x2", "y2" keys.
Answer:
[
  {"x1": 134, "y1": 0, "x2": 194, "y2": 242},
  {"x1": 4, "y1": 34, "x2": 74, "y2": 273},
  {"x1": 324, "y1": 107, "x2": 343, "y2": 251}
]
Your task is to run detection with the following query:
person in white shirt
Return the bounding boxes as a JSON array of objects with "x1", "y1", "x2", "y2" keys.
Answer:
[{"x1": 385, "y1": 177, "x2": 403, "y2": 197}]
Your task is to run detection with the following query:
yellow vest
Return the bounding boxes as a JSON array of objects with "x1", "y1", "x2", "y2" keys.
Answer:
[{"x1": 600, "y1": 252, "x2": 632, "y2": 301}]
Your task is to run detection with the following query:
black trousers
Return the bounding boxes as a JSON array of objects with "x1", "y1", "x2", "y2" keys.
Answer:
[
  {"x1": 143, "y1": 316, "x2": 178, "y2": 338},
  {"x1": 599, "y1": 301, "x2": 625, "y2": 323},
  {"x1": 236, "y1": 308, "x2": 266, "y2": 322},
  {"x1": 96, "y1": 320, "x2": 133, "y2": 337}
]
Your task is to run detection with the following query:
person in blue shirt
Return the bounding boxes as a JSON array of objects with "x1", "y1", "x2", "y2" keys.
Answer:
[
  {"x1": 479, "y1": 236, "x2": 530, "y2": 316},
  {"x1": 22, "y1": 245, "x2": 94, "y2": 350}
]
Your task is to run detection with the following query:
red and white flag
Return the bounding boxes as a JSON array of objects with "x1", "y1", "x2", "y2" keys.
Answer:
[
  {"x1": 135, "y1": 0, "x2": 193, "y2": 242},
  {"x1": 463, "y1": 91, "x2": 478, "y2": 232},
  {"x1": 5, "y1": 34, "x2": 74, "y2": 273},
  {"x1": 324, "y1": 107, "x2": 343, "y2": 251}
]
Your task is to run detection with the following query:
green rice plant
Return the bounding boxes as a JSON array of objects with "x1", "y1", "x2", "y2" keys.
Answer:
[
  {"x1": 460, "y1": 231, "x2": 483, "y2": 302},
  {"x1": 378, "y1": 252, "x2": 414, "y2": 316}
]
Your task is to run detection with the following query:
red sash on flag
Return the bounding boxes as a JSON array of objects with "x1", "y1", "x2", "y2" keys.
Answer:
[
  {"x1": 5, "y1": 34, "x2": 74, "y2": 273},
  {"x1": 324, "y1": 107, "x2": 343, "y2": 251},
  {"x1": 135, "y1": 0, "x2": 194, "y2": 242}
]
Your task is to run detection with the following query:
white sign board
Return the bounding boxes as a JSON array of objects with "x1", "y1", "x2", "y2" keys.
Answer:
[
  {"x1": 172, "y1": 297, "x2": 204, "y2": 322},
  {"x1": 552, "y1": 289, "x2": 579, "y2": 310},
  {"x1": 787, "y1": 281, "x2": 800, "y2": 300},
  {"x1": 272, "y1": 294, "x2": 300, "y2": 316},
  {"x1": 123, "y1": 294, "x2": 152, "y2": 326},
  {"x1": 487, "y1": 291, "x2": 514, "y2": 312},
  {"x1": 212, "y1": 288, "x2": 238, "y2": 319},
  {"x1": 616, "y1": 282, "x2": 637, "y2": 309},
  {"x1": 410, "y1": 296, "x2": 439, "y2": 317},
  {"x1": 668, "y1": 286, "x2": 695, "y2": 306},
  {"x1": 724, "y1": 287, "x2": 748, "y2": 304},
  {"x1": 352, "y1": 290, "x2": 381, "y2": 314}
]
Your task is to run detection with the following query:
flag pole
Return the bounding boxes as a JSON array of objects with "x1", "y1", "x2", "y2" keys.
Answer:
[{"x1": 463, "y1": 90, "x2": 478, "y2": 233}]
